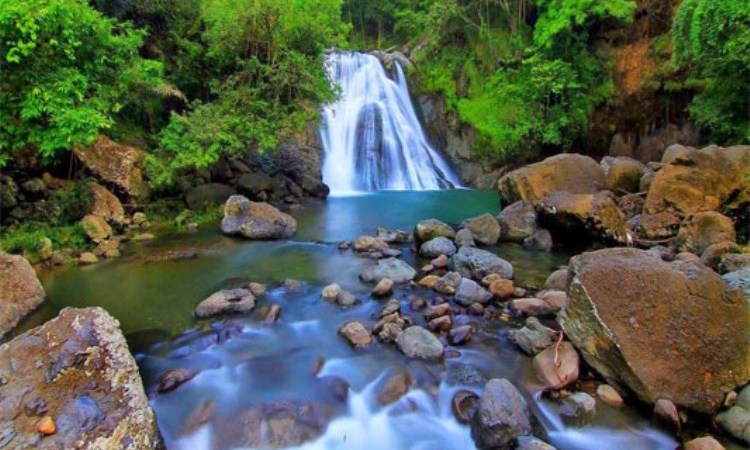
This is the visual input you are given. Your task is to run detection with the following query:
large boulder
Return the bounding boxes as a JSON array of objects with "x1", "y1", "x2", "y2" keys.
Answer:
[
  {"x1": 451, "y1": 246, "x2": 514, "y2": 280},
  {"x1": 88, "y1": 182, "x2": 125, "y2": 224},
  {"x1": 676, "y1": 211, "x2": 736, "y2": 254},
  {"x1": 537, "y1": 191, "x2": 629, "y2": 244},
  {"x1": 195, "y1": 288, "x2": 256, "y2": 318},
  {"x1": 73, "y1": 135, "x2": 149, "y2": 199},
  {"x1": 470, "y1": 379, "x2": 532, "y2": 450},
  {"x1": 643, "y1": 145, "x2": 750, "y2": 221},
  {"x1": 498, "y1": 154, "x2": 604, "y2": 205},
  {"x1": 185, "y1": 183, "x2": 237, "y2": 208},
  {"x1": 81, "y1": 214, "x2": 112, "y2": 243},
  {"x1": 221, "y1": 195, "x2": 296, "y2": 239},
  {"x1": 601, "y1": 156, "x2": 645, "y2": 193},
  {"x1": 0, "y1": 307, "x2": 162, "y2": 448},
  {"x1": 497, "y1": 201, "x2": 538, "y2": 242},
  {"x1": 0, "y1": 252, "x2": 45, "y2": 338},
  {"x1": 460, "y1": 214, "x2": 501, "y2": 246},
  {"x1": 414, "y1": 218, "x2": 456, "y2": 243},
  {"x1": 559, "y1": 248, "x2": 750, "y2": 413},
  {"x1": 359, "y1": 258, "x2": 417, "y2": 284}
]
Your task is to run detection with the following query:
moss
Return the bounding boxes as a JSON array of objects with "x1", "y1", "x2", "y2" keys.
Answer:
[{"x1": 0, "y1": 223, "x2": 92, "y2": 261}]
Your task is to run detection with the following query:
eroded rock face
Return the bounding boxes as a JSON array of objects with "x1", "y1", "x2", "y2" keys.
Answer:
[
  {"x1": 537, "y1": 191, "x2": 629, "y2": 244},
  {"x1": 88, "y1": 182, "x2": 125, "y2": 224},
  {"x1": 74, "y1": 135, "x2": 149, "y2": 199},
  {"x1": 498, "y1": 154, "x2": 604, "y2": 205},
  {"x1": 559, "y1": 248, "x2": 750, "y2": 413},
  {"x1": 221, "y1": 195, "x2": 296, "y2": 239},
  {"x1": 0, "y1": 251, "x2": 45, "y2": 338},
  {"x1": 0, "y1": 307, "x2": 162, "y2": 449},
  {"x1": 275, "y1": 141, "x2": 330, "y2": 198}
]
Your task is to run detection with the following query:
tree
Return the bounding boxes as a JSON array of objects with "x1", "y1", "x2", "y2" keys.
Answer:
[
  {"x1": 673, "y1": 0, "x2": 750, "y2": 143},
  {"x1": 0, "y1": 0, "x2": 163, "y2": 166}
]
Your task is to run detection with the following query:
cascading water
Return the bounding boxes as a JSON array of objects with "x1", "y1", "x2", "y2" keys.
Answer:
[{"x1": 320, "y1": 52, "x2": 462, "y2": 193}]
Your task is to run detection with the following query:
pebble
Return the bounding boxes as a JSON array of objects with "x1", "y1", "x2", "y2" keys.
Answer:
[
  {"x1": 597, "y1": 384, "x2": 624, "y2": 407},
  {"x1": 37, "y1": 416, "x2": 55, "y2": 435}
]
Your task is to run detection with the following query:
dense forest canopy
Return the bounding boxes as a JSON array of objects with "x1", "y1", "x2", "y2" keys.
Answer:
[{"x1": 0, "y1": 0, "x2": 748, "y2": 182}]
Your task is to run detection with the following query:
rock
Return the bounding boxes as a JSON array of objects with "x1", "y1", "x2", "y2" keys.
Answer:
[
  {"x1": 185, "y1": 183, "x2": 237, "y2": 208},
  {"x1": 371, "y1": 278, "x2": 394, "y2": 297},
  {"x1": 516, "y1": 436, "x2": 558, "y2": 450},
  {"x1": 676, "y1": 211, "x2": 736, "y2": 254},
  {"x1": 560, "y1": 248, "x2": 749, "y2": 413},
  {"x1": 433, "y1": 271, "x2": 462, "y2": 295},
  {"x1": 37, "y1": 237, "x2": 53, "y2": 261},
  {"x1": 418, "y1": 275, "x2": 440, "y2": 288},
  {"x1": 0, "y1": 175, "x2": 18, "y2": 209},
  {"x1": 452, "y1": 390, "x2": 479, "y2": 424},
  {"x1": 380, "y1": 300, "x2": 401, "y2": 317},
  {"x1": 81, "y1": 214, "x2": 112, "y2": 243},
  {"x1": 237, "y1": 172, "x2": 274, "y2": 198},
  {"x1": 0, "y1": 307, "x2": 161, "y2": 448},
  {"x1": 508, "y1": 317, "x2": 557, "y2": 356},
  {"x1": 455, "y1": 228, "x2": 476, "y2": 247},
  {"x1": 431, "y1": 254, "x2": 449, "y2": 268},
  {"x1": 639, "y1": 212, "x2": 682, "y2": 240},
  {"x1": 419, "y1": 237, "x2": 457, "y2": 258},
  {"x1": 373, "y1": 313, "x2": 408, "y2": 343},
  {"x1": 448, "y1": 325, "x2": 474, "y2": 345},
  {"x1": 644, "y1": 145, "x2": 749, "y2": 218},
  {"x1": 275, "y1": 140, "x2": 330, "y2": 198},
  {"x1": 376, "y1": 372, "x2": 411, "y2": 405},
  {"x1": 560, "y1": 392, "x2": 596, "y2": 419},
  {"x1": 248, "y1": 282, "x2": 267, "y2": 297},
  {"x1": 359, "y1": 258, "x2": 417, "y2": 284},
  {"x1": 597, "y1": 384, "x2": 624, "y2": 407},
  {"x1": 395, "y1": 326, "x2": 444, "y2": 360},
  {"x1": 447, "y1": 364, "x2": 488, "y2": 387},
  {"x1": 601, "y1": 156, "x2": 645, "y2": 193},
  {"x1": 489, "y1": 279, "x2": 515, "y2": 299},
  {"x1": 353, "y1": 235, "x2": 390, "y2": 253},
  {"x1": 261, "y1": 304, "x2": 281, "y2": 324},
  {"x1": 523, "y1": 229, "x2": 553, "y2": 252},
  {"x1": 684, "y1": 436, "x2": 726, "y2": 450},
  {"x1": 158, "y1": 368, "x2": 197, "y2": 394},
  {"x1": 497, "y1": 201, "x2": 539, "y2": 242},
  {"x1": 88, "y1": 182, "x2": 124, "y2": 224},
  {"x1": 716, "y1": 384, "x2": 750, "y2": 445},
  {"x1": 221, "y1": 195, "x2": 296, "y2": 239},
  {"x1": 414, "y1": 218, "x2": 456, "y2": 243},
  {"x1": 455, "y1": 278, "x2": 493, "y2": 306},
  {"x1": 701, "y1": 242, "x2": 740, "y2": 270},
  {"x1": 79, "y1": 252, "x2": 99, "y2": 265},
  {"x1": 339, "y1": 322, "x2": 372, "y2": 348},
  {"x1": 470, "y1": 379, "x2": 532, "y2": 450},
  {"x1": 654, "y1": 398, "x2": 680, "y2": 432},
  {"x1": 723, "y1": 268, "x2": 750, "y2": 301},
  {"x1": 424, "y1": 303, "x2": 451, "y2": 321},
  {"x1": 375, "y1": 227, "x2": 412, "y2": 244},
  {"x1": 428, "y1": 315, "x2": 452, "y2": 332},
  {"x1": 532, "y1": 342, "x2": 580, "y2": 390},
  {"x1": 321, "y1": 283, "x2": 342, "y2": 301},
  {"x1": 543, "y1": 269, "x2": 569, "y2": 291},
  {"x1": 451, "y1": 246, "x2": 514, "y2": 280},
  {"x1": 538, "y1": 290, "x2": 567, "y2": 311},
  {"x1": 537, "y1": 191, "x2": 629, "y2": 244},
  {"x1": 195, "y1": 288, "x2": 255, "y2": 318},
  {"x1": 334, "y1": 290, "x2": 358, "y2": 307},
  {"x1": 283, "y1": 279, "x2": 303, "y2": 292},
  {"x1": 460, "y1": 214, "x2": 501, "y2": 246},
  {"x1": 509, "y1": 298, "x2": 558, "y2": 317},
  {"x1": 132, "y1": 233, "x2": 155, "y2": 241},
  {"x1": 73, "y1": 135, "x2": 149, "y2": 198},
  {"x1": 498, "y1": 153, "x2": 604, "y2": 205},
  {"x1": 0, "y1": 252, "x2": 45, "y2": 338}
]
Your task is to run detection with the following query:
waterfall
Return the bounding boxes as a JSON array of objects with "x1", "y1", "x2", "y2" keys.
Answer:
[{"x1": 320, "y1": 52, "x2": 461, "y2": 193}]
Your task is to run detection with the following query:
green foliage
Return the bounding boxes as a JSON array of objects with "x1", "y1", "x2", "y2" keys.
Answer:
[
  {"x1": 148, "y1": 0, "x2": 349, "y2": 186},
  {"x1": 673, "y1": 0, "x2": 750, "y2": 143},
  {"x1": 0, "y1": 0, "x2": 164, "y2": 165},
  {"x1": 533, "y1": 0, "x2": 634, "y2": 50},
  {"x1": 0, "y1": 223, "x2": 91, "y2": 258}
]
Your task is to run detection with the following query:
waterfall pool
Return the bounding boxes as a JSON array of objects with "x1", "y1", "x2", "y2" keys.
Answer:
[{"x1": 22, "y1": 190, "x2": 684, "y2": 450}]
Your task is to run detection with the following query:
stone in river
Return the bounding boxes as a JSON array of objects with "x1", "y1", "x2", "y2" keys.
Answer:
[
  {"x1": 195, "y1": 288, "x2": 255, "y2": 318},
  {"x1": 396, "y1": 326, "x2": 444, "y2": 360},
  {"x1": 339, "y1": 322, "x2": 372, "y2": 348},
  {"x1": 470, "y1": 378, "x2": 532, "y2": 450},
  {"x1": 359, "y1": 258, "x2": 417, "y2": 284},
  {"x1": 532, "y1": 342, "x2": 580, "y2": 390},
  {"x1": 451, "y1": 246, "x2": 514, "y2": 280}
]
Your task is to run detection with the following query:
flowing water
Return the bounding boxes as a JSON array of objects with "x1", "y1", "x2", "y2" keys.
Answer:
[
  {"x1": 24, "y1": 191, "x2": 680, "y2": 450},
  {"x1": 320, "y1": 52, "x2": 461, "y2": 193}
]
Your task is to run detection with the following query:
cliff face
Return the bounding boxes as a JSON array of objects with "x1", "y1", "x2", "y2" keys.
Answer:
[
  {"x1": 413, "y1": 0, "x2": 698, "y2": 187},
  {"x1": 586, "y1": 0, "x2": 698, "y2": 162}
]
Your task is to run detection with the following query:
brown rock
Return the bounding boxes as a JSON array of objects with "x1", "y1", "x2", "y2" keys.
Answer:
[
  {"x1": 88, "y1": 182, "x2": 125, "y2": 224},
  {"x1": 497, "y1": 201, "x2": 538, "y2": 242},
  {"x1": 431, "y1": 254, "x2": 449, "y2": 268},
  {"x1": 424, "y1": 303, "x2": 451, "y2": 321},
  {"x1": 0, "y1": 307, "x2": 161, "y2": 448},
  {"x1": 79, "y1": 252, "x2": 99, "y2": 265},
  {"x1": 81, "y1": 214, "x2": 112, "y2": 243},
  {"x1": 701, "y1": 242, "x2": 741, "y2": 270},
  {"x1": 677, "y1": 211, "x2": 736, "y2": 254},
  {"x1": 74, "y1": 135, "x2": 149, "y2": 198},
  {"x1": 353, "y1": 236, "x2": 390, "y2": 253},
  {"x1": 684, "y1": 436, "x2": 726, "y2": 450},
  {"x1": 468, "y1": 303, "x2": 485, "y2": 316},
  {"x1": 489, "y1": 279, "x2": 515, "y2": 299},
  {"x1": 377, "y1": 372, "x2": 411, "y2": 405},
  {"x1": 543, "y1": 268, "x2": 569, "y2": 291},
  {"x1": 428, "y1": 315, "x2": 452, "y2": 332},
  {"x1": 654, "y1": 398, "x2": 680, "y2": 432},
  {"x1": 448, "y1": 325, "x2": 474, "y2": 345},
  {"x1": 195, "y1": 288, "x2": 255, "y2": 318},
  {"x1": 158, "y1": 368, "x2": 197, "y2": 394},
  {"x1": 460, "y1": 214, "x2": 501, "y2": 246},
  {"x1": 418, "y1": 275, "x2": 440, "y2": 288},
  {"x1": 532, "y1": 342, "x2": 580, "y2": 390},
  {"x1": 372, "y1": 278, "x2": 394, "y2": 297},
  {"x1": 221, "y1": 196, "x2": 297, "y2": 239},
  {"x1": 0, "y1": 252, "x2": 46, "y2": 338},
  {"x1": 537, "y1": 191, "x2": 629, "y2": 244},
  {"x1": 639, "y1": 212, "x2": 682, "y2": 240},
  {"x1": 509, "y1": 298, "x2": 557, "y2": 317},
  {"x1": 498, "y1": 154, "x2": 604, "y2": 205},
  {"x1": 452, "y1": 390, "x2": 479, "y2": 424},
  {"x1": 597, "y1": 384, "x2": 624, "y2": 407},
  {"x1": 560, "y1": 248, "x2": 749, "y2": 413},
  {"x1": 601, "y1": 156, "x2": 645, "y2": 193},
  {"x1": 339, "y1": 322, "x2": 372, "y2": 348}
]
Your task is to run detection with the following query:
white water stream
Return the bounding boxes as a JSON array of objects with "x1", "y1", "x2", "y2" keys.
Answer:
[{"x1": 320, "y1": 52, "x2": 461, "y2": 193}]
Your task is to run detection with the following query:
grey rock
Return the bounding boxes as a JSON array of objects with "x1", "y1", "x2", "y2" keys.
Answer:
[
  {"x1": 396, "y1": 326, "x2": 444, "y2": 360},
  {"x1": 419, "y1": 236, "x2": 457, "y2": 258},
  {"x1": 360, "y1": 258, "x2": 417, "y2": 284},
  {"x1": 497, "y1": 201, "x2": 538, "y2": 242},
  {"x1": 451, "y1": 246, "x2": 514, "y2": 280},
  {"x1": 195, "y1": 288, "x2": 255, "y2": 318},
  {"x1": 508, "y1": 317, "x2": 556, "y2": 356},
  {"x1": 460, "y1": 213, "x2": 501, "y2": 246},
  {"x1": 523, "y1": 229, "x2": 553, "y2": 252},
  {"x1": 221, "y1": 195, "x2": 296, "y2": 239},
  {"x1": 455, "y1": 228, "x2": 476, "y2": 247},
  {"x1": 454, "y1": 278, "x2": 493, "y2": 306},
  {"x1": 470, "y1": 378, "x2": 532, "y2": 450}
]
